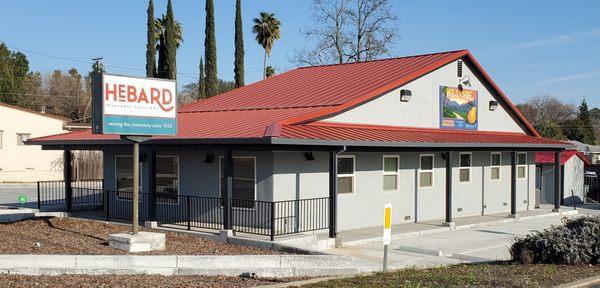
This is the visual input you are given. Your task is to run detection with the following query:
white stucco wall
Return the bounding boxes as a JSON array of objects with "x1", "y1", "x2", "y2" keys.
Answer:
[
  {"x1": 539, "y1": 156, "x2": 585, "y2": 206},
  {"x1": 323, "y1": 59, "x2": 527, "y2": 134},
  {"x1": 0, "y1": 105, "x2": 67, "y2": 182}
]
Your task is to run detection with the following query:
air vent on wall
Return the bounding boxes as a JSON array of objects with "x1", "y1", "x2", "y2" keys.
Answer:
[
  {"x1": 457, "y1": 60, "x2": 463, "y2": 78},
  {"x1": 523, "y1": 200, "x2": 528, "y2": 204},
  {"x1": 457, "y1": 208, "x2": 463, "y2": 212},
  {"x1": 404, "y1": 215, "x2": 411, "y2": 220},
  {"x1": 503, "y1": 202, "x2": 508, "y2": 206}
]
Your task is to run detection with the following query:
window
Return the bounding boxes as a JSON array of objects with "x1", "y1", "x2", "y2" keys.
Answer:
[
  {"x1": 419, "y1": 154, "x2": 434, "y2": 188},
  {"x1": 115, "y1": 155, "x2": 142, "y2": 199},
  {"x1": 156, "y1": 156, "x2": 179, "y2": 201},
  {"x1": 383, "y1": 156, "x2": 399, "y2": 191},
  {"x1": 337, "y1": 156, "x2": 354, "y2": 194},
  {"x1": 220, "y1": 157, "x2": 256, "y2": 208},
  {"x1": 517, "y1": 153, "x2": 527, "y2": 179},
  {"x1": 459, "y1": 153, "x2": 471, "y2": 183},
  {"x1": 490, "y1": 152, "x2": 501, "y2": 180},
  {"x1": 0, "y1": 130, "x2": 3, "y2": 148},
  {"x1": 16, "y1": 133, "x2": 30, "y2": 146}
]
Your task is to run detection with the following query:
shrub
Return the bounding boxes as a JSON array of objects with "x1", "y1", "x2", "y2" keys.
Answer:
[{"x1": 510, "y1": 216, "x2": 600, "y2": 265}]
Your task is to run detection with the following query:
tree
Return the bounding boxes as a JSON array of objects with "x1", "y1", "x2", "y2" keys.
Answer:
[
  {"x1": 155, "y1": 14, "x2": 183, "y2": 79},
  {"x1": 146, "y1": 0, "x2": 157, "y2": 77},
  {"x1": 265, "y1": 66, "x2": 275, "y2": 78},
  {"x1": 234, "y1": 0, "x2": 245, "y2": 88},
  {"x1": 204, "y1": 0, "x2": 218, "y2": 97},
  {"x1": 252, "y1": 12, "x2": 281, "y2": 79},
  {"x1": 0, "y1": 43, "x2": 29, "y2": 105},
  {"x1": 293, "y1": 0, "x2": 398, "y2": 65},
  {"x1": 198, "y1": 57, "x2": 206, "y2": 99},
  {"x1": 163, "y1": 0, "x2": 178, "y2": 80},
  {"x1": 577, "y1": 99, "x2": 596, "y2": 144},
  {"x1": 537, "y1": 119, "x2": 567, "y2": 140}
]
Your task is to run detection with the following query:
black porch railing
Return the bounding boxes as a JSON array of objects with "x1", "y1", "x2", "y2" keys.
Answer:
[{"x1": 37, "y1": 180, "x2": 329, "y2": 240}]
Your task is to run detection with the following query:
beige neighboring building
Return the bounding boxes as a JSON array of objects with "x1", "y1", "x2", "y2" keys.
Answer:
[{"x1": 0, "y1": 102, "x2": 68, "y2": 182}]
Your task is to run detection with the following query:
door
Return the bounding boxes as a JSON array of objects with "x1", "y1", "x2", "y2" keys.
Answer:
[{"x1": 535, "y1": 166, "x2": 542, "y2": 208}]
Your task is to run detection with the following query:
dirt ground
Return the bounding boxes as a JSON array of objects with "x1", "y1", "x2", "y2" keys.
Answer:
[
  {"x1": 0, "y1": 274, "x2": 308, "y2": 288},
  {"x1": 302, "y1": 262, "x2": 600, "y2": 288},
  {"x1": 0, "y1": 217, "x2": 279, "y2": 255}
]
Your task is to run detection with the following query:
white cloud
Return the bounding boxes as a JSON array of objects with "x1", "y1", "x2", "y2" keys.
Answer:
[
  {"x1": 487, "y1": 28, "x2": 600, "y2": 54},
  {"x1": 531, "y1": 72, "x2": 600, "y2": 87}
]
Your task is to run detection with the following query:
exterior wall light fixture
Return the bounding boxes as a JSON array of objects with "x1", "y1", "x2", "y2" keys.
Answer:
[
  {"x1": 400, "y1": 89, "x2": 412, "y2": 102},
  {"x1": 305, "y1": 152, "x2": 315, "y2": 161},
  {"x1": 489, "y1": 100, "x2": 499, "y2": 111},
  {"x1": 204, "y1": 152, "x2": 214, "y2": 163}
]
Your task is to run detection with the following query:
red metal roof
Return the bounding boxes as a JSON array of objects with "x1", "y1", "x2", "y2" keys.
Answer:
[
  {"x1": 275, "y1": 122, "x2": 567, "y2": 147},
  {"x1": 30, "y1": 50, "x2": 560, "y2": 147},
  {"x1": 536, "y1": 150, "x2": 591, "y2": 165}
]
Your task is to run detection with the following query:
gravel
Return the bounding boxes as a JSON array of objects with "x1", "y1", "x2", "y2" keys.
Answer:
[
  {"x1": 0, "y1": 217, "x2": 280, "y2": 255},
  {"x1": 0, "y1": 274, "x2": 308, "y2": 288}
]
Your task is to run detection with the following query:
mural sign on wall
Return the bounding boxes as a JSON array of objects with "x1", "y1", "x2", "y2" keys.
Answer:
[{"x1": 439, "y1": 86, "x2": 478, "y2": 130}]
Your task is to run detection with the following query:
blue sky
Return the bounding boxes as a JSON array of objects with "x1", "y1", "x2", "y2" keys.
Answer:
[{"x1": 1, "y1": 1, "x2": 599, "y2": 107}]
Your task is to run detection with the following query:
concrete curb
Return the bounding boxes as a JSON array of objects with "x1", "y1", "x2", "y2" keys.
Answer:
[
  {"x1": 554, "y1": 275, "x2": 600, "y2": 288},
  {"x1": 0, "y1": 254, "x2": 359, "y2": 277}
]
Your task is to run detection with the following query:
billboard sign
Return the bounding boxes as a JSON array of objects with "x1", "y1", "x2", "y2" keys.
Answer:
[
  {"x1": 92, "y1": 74, "x2": 177, "y2": 136},
  {"x1": 439, "y1": 86, "x2": 478, "y2": 130}
]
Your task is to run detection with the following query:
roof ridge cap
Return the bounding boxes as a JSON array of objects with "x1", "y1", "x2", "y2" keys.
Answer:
[
  {"x1": 297, "y1": 49, "x2": 469, "y2": 70},
  {"x1": 179, "y1": 104, "x2": 339, "y2": 114}
]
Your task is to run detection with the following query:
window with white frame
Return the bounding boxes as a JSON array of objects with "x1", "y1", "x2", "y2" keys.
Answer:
[
  {"x1": 337, "y1": 156, "x2": 354, "y2": 194},
  {"x1": 0, "y1": 130, "x2": 3, "y2": 148},
  {"x1": 156, "y1": 156, "x2": 179, "y2": 201},
  {"x1": 220, "y1": 157, "x2": 256, "y2": 208},
  {"x1": 490, "y1": 152, "x2": 501, "y2": 180},
  {"x1": 16, "y1": 133, "x2": 30, "y2": 146},
  {"x1": 383, "y1": 156, "x2": 399, "y2": 191},
  {"x1": 419, "y1": 154, "x2": 434, "y2": 188},
  {"x1": 517, "y1": 153, "x2": 527, "y2": 179},
  {"x1": 459, "y1": 153, "x2": 472, "y2": 183}
]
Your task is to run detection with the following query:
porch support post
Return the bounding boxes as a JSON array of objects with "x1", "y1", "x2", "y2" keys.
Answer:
[
  {"x1": 553, "y1": 150, "x2": 561, "y2": 212},
  {"x1": 63, "y1": 150, "x2": 73, "y2": 213},
  {"x1": 147, "y1": 150, "x2": 157, "y2": 221},
  {"x1": 328, "y1": 150, "x2": 338, "y2": 239},
  {"x1": 223, "y1": 150, "x2": 233, "y2": 230},
  {"x1": 444, "y1": 151, "x2": 454, "y2": 226},
  {"x1": 510, "y1": 151, "x2": 518, "y2": 217}
]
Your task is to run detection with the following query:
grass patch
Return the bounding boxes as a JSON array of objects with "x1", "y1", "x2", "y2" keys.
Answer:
[{"x1": 302, "y1": 262, "x2": 599, "y2": 288}]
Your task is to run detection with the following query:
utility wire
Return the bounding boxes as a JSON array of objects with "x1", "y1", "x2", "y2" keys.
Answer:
[{"x1": 7, "y1": 45, "x2": 292, "y2": 79}]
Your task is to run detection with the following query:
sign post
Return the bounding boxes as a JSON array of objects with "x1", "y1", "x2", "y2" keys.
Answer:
[
  {"x1": 92, "y1": 73, "x2": 177, "y2": 236},
  {"x1": 18, "y1": 194, "x2": 27, "y2": 207},
  {"x1": 383, "y1": 202, "x2": 392, "y2": 272}
]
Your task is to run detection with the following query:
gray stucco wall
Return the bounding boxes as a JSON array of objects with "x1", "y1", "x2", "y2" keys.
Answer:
[{"x1": 273, "y1": 150, "x2": 535, "y2": 231}]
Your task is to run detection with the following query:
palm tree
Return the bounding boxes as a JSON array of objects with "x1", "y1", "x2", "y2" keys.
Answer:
[
  {"x1": 265, "y1": 66, "x2": 275, "y2": 78},
  {"x1": 155, "y1": 14, "x2": 183, "y2": 78},
  {"x1": 252, "y1": 12, "x2": 281, "y2": 79}
]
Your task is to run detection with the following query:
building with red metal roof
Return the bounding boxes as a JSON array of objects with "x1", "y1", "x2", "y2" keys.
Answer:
[
  {"x1": 535, "y1": 150, "x2": 590, "y2": 207},
  {"x1": 28, "y1": 50, "x2": 573, "y2": 245}
]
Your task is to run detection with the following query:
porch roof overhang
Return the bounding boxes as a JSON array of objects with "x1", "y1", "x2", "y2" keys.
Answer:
[{"x1": 28, "y1": 122, "x2": 573, "y2": 152}]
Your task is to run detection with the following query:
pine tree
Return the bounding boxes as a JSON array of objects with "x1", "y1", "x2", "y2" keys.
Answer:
[
  {"x1": 146, "y1": 0, "x2": 156, "y2": 77},
  {"x1": 204, "y1": 0, "x2": 218, "y2": 97},
  {"x1": 578, "y1": 99, "x2": 596, "y2": 144},
  {"x1": 164, "y1": 0, "x2": 177, "y2": 80},
  {"x1": 234, "y1": 0, "x2": 244, "y2": 88},
  {"x1": 198, "y1": 57, "x2": 206, "y2": 99}
]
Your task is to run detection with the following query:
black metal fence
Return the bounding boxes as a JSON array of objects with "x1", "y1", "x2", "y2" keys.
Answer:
[
  {"x1": 37, "y1": 180, "x2": 329, "y2": 240},
  {"x1": 585, "y1": 164, "x2": 600, "y2": 202}
]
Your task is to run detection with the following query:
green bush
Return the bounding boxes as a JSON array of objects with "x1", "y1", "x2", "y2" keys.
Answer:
[{"x1": 511, "y1": 216, "x2": 600, "y2": 265}]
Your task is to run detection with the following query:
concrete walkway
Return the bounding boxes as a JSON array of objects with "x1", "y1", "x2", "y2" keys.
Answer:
[{"x1": 324, "y1": 206, "x2": 598, "y2": 270}]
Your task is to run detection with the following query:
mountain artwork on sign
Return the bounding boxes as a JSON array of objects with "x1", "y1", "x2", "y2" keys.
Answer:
[{"x1": 439, "y1": 86, "x2": 478, "y2": 130}]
